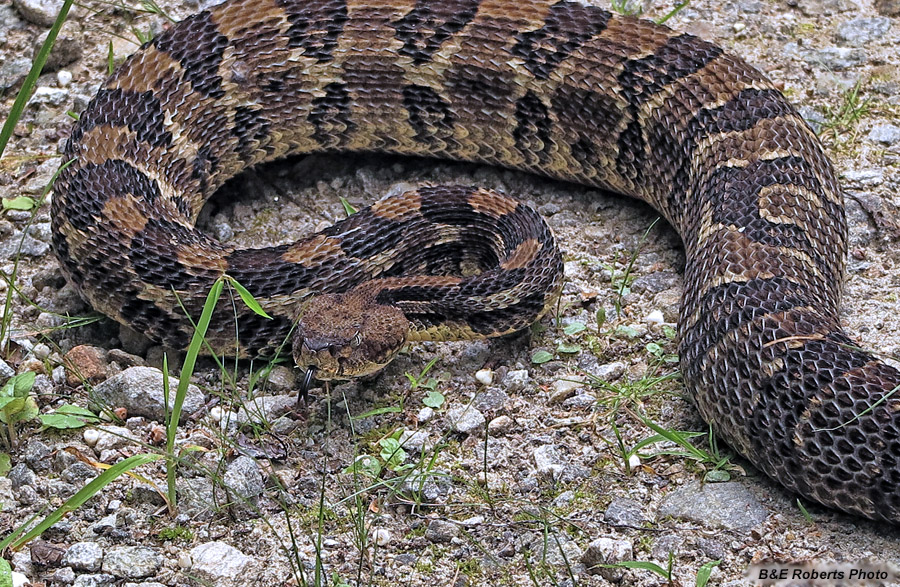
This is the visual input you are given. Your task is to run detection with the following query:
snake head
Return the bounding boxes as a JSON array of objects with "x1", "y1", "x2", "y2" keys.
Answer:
[{"x1": 292, "y1": 289, "x2": 410, "y2": 384}]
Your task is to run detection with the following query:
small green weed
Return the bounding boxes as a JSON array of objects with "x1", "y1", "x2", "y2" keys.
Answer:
[
  {"x1": 820, "y1": 81, "x2": 871, "y2": 140},
  {"x1": 157, "y1": 524, "x2": 194, "y2": 542},
  {"x1": 0, "y1": 372, "x2": 38, "y2": 448}
]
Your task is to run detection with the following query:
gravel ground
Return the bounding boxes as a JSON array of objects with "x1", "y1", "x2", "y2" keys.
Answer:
[{"x1": 1, "y1": 0, "x2": 900, "y2": 585}]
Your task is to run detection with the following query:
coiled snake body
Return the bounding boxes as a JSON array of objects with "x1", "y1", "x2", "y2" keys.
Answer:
[{"x1": 50, "y1": 0, "x2": 900, "y2": 523}]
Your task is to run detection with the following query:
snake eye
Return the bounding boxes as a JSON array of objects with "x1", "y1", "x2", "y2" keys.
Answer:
[{"x1": 350, "y1": 331, "x2": 363, "y2": 349}]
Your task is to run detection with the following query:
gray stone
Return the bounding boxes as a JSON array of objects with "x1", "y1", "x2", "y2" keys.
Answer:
[
  {"x1": 604, "y1": 497, "x2": 648, "y2": 527},
  {"x1": 24, "y1": 440, "x2": 51, "y2": 472},
  {"x1": 189, "y1": 542, "x2": 255, "y2": 586},
  {"x1": 0, "y1": 477, "x2": 16, "y2": 511},
  {"x1": 487, "y1": 415, "x2": 513, "y2": 435},
  {"x1": 561, "y1": 393, "x2": 596, "y2": 410},
  {"x1": 0, "y1": 358, "x2": 14, "y2": 379},
  {"x1": 549, "y1": 377, "x2": 584, "y2": 404},
  {"x1": 236, "y1": 394, "x2": 296, "y2": 426},
  {"x1": 11, "y1": 550, "x2": 31, "y2": 578},
  {"x1": 51, "y1": 566, "x2": 77, "y2": 584},
  {"x1": 503, "y1": 369, "x2": 530, "y2": 392},
  {"x1": 805, "y1": 47, "x2": 867, "y2": 70},
  {"x1": 843, "y1": 168, "x2": 884, "y2": 187},
  {"x1": 398, "y1": 429, "x2": 430, "y2": 451},
  {"x1": 73, "y1": 574, "x2": 116, "y2": 587},
  {"x1": 13, "y1": 0, "x2": 64, "y2": 26},
  {"x1": 797, "y1": 106, "x2": 826, "y2": 134},
  {"x1": 262, "y1": 365, "x2": 296, "y2": 391},
  {"x1": 868, "y1": 124, "x2": 900, "y2": 145},
  {"x1": 178, "y1": 477, "x2": 219, "y2": 520},
  {"x1": 532, "y1": 533, "x2": 583, "y2": 567},
  {"x1": 650, "y1": 534, "x2": 684, "y2": 559},
  {"x1": 102, "y1": 545, "x2": 161, "y2": 579},
  {"x1": 62, "y1": 542, "x2": 104, "y2": 572},
  {"x1": 402, "y1": 471, "x2": 451, "y2": 502},
  {"x1": 836, "y1": 17, "x2": 891, "y2": 46},
  {"x1": 224, "y1": 455, "x2": 264, "y2": 512},
  {"x1": 0, "y1": 232, "x2": 50, "y2": 258},
  {"x1": 92, "y1": 425, "x2": 139, "y2": 453},
  {"x1": 471, "y1": 386, "x2": 509, "y2": 411},
  {"x1": 582, "y1": 536, "x2": 634, "y2": 580},
  {"x1": 595, "y1": 361, "x2": 626, "y2": 381},
  {"x1": 0, "y1": 5, "x2": 24, "y2": 44},
  {"x1": 91, "y1": 366, "x2": 205, "y2": 422},
  {"x1": 33, "y1": 30, "x2": 82, "y2": 71},
  {"x1": 425, "y1": 519, "x2": 459, "y2": 543},
  {"x1": 91, "y1": 513, "x2": 118, "y2": 534},
  {"x1": 8, "y1": 463, "x2": 35, "y2": 490},
  {"x1": 29, "y1": 85, "x2": 68, "y2": 107},
  {"x1": 15, "y1": 484, "x2": 39, "y2": 506},
  {"x1": 552, "y1": 490, "x2": 575, "y2": 507},
  {"x1": 657, "y1": 481, "x2": 767, "y2": 530},
  {"x1": 61, "y1": 461, "x2": 97, "y2": 484},
  {"x1": 533, "y1": 444, "x2": 566, "y2": 479},
  {"x1": 446, "y1": 404, "x2": 485, "y2": 434},
  {"x1": 631, "y1": 271, "x2": 680, "y2": 294},
  {"x1": 875, "y1": 0, "x2": 900, "y2": 16}
]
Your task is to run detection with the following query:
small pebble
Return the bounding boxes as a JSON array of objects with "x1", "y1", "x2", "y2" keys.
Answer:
[
  {"x1": 644, "y1": 310, "x2": 665, "y2": 324},
  {"x1": 627, "y1": 454, "x2": 641, "y2": 470},
  {"x1": 474, "y1": 368, "x2": 493, "y2": 385},
  {"x1": 32, "y1": 343, "x2": 51, "y2": 359},
  {"x1": 733, "y1": 22, "x2": 746, "y2": 32},
  {"x1": 56, "y1": 69, "x2": 72, "y2": 86},
  {"x1": 549, "y1": 376, "x2": 585, "y2": 404},
  {"x1": 83, "y1": 429, "x2": 100, "y2": 447},
  {"x1": 372, "y1": 528, "x2": 392, "y2": 547},
  {"x1": 488, "y1": 415, "x2": 513, "y2": 435},
  {"x1": 417, "y1": 406, "x2": 434, "y2": 422}
]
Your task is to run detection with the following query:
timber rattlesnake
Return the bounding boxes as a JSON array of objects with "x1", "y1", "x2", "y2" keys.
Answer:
[{"x1": 50, "y1": 0, "x2": 900, "y2": 523}]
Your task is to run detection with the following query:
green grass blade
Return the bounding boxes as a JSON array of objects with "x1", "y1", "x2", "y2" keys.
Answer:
[
  {"x1": 608, "y1": 560, "x2": 670, "y2": 577},
  {"x1": 696, "y1": 560, "x2": 721, "y2": 587},
  {"x1": 227, "y1": 277, "x2": 272, "y2": 319},
  {"x1": 0, "y1": 0, "x2": 74, "y2": 160},
  {"x1": 170, "y1": 279, "x2": 223, "y2": 430},
  {"x1": 164, "y1": 279, "x2": 223, "y2": 514},
  {"x1": 7, "y1": 453, "x2": 162, "y2": 550},
  {"x1": 339, "y1": 196, "x2": 358, "y2": 216}
]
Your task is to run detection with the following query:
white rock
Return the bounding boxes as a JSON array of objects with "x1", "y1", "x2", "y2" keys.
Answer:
[
  {"x1": 30, "y1": 86, "x2": 68, "y2": 106},
  {"x1": 627, "y1": 454, "x2": 641, "y2": 470},
  {"x1": 503, "y1": 369, "x2": 530, "y2": 392},
  {"x1": 487, "y1": 415, "x2": 513, "y2": 435},
  {"x1": 644, "y1": 309, "x2": 665, "y2": 324},
  {"x1": 372, "y1": 528, "x2": 391, "y2": 547},
  {"x1": 190, "y1": 542, "x2": 255, "y2": 585},
  {"x1": 549, "y1": 376, "x2": 585, "y2": 403},
  {"x1": 416, "y1": 406, "x2": 434, "y2": 422},
  {"x1": 445, "y1": 405, "x2": 485, "y2": 434},
  {"x1": 398, "y1": 429, "x2": 430, "y2": 451},
  {"x1": 56, "y1": 69, "x2": 72, "y2": 86},
  {"x1": 82, "y1": 428, "x2": 100, "y2": 447},
  {"x1": 474, "y1": 368, "x2": 493, "y2": 385},
  {"x1": 534, "y1": 445, "x2": 566, "y2": 479}
]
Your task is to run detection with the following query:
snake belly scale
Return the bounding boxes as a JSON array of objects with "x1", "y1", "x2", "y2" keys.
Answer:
[{"x1": 50, "y1": 0, "x2": 900, "y2": 523}]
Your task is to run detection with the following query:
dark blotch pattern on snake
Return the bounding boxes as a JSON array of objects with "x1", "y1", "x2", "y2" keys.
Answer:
[{"x1": 50, "y1": 0, "x2": 900, "y2": 523}]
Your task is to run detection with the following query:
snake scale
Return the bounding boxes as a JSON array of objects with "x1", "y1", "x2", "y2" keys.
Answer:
[{"x1": 49, "y1": 0, "x2": 900, "y2": 523}]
